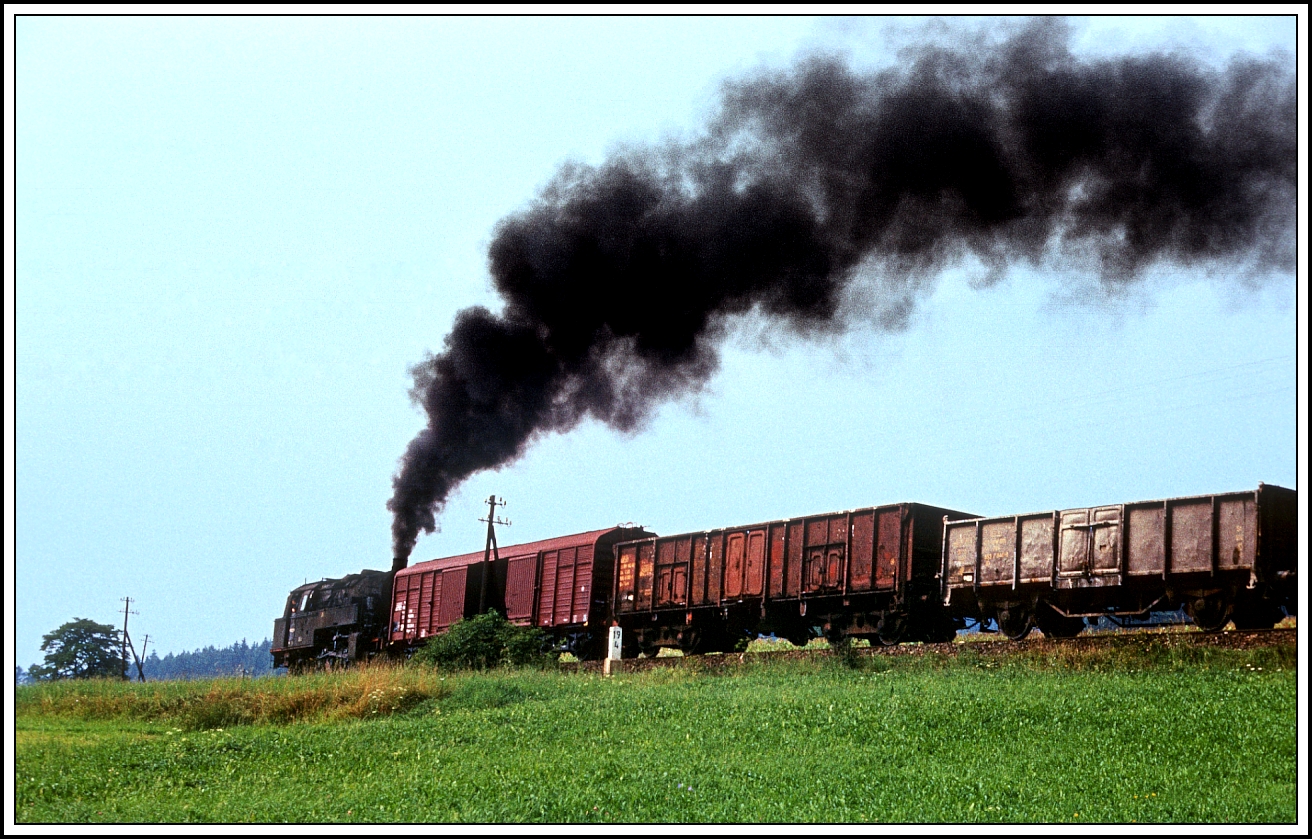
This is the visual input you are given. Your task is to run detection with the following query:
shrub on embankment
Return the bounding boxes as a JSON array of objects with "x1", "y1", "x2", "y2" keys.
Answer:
[{"x1": 410, "y1": 610, "x2": 556, "y2": 670}]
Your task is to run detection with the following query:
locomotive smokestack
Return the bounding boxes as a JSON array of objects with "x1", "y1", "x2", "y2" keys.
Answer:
[{"x1": 387, "y1": 19, "x2": 1294, "y2": 563}]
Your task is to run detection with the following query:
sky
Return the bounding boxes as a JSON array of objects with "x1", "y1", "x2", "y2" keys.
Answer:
[{"x1": 7, "y1": 13, "x2": 1305, "y2": 673}]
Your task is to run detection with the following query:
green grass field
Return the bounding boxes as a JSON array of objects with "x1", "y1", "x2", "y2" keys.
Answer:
[{"x1": 15, "y1": 638, "x2": 1296, "y2": 824}]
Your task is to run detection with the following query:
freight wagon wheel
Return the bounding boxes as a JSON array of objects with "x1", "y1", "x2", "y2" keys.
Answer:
[
  {"x1": 1230, "y1": 611, "x2": 1277, "y2": 630},
  {"x1": 700, "y1": 629, "x2": 741, "y2": 654},
  {"x1": 1186, "y1": 596, "x2": 1231, "y2": 633},
  {"x1": 1035, "y1": 605, "x2": 1085, "y2": 639},
  {"x1": 875, "y1": 614, "x2": 908, "y2": 647},
  {"x1": 996, "y1": 606, "x2": 1033, "y2": 642},
  {"x1": 1230, "y1": 596, "x2": 1282, "y2": 630},
  {"x1": 923, "y1": 625, "x2": 960, "y2": 644},
  {"x1": 569, "y1": 635, "x2": 602, "y2": 662},
  {"x1": 620, "y1": 637, "x2": 639, "y2": 660},
  {"x1": 785, "y1": 630, "x2": 813, "y2": 649},
  {"x1": 677, "y1": 628, "x2": 705, "y2": 656},
  {"x1": 917, "y1": 614, "x2": 962, "y2": 644}
]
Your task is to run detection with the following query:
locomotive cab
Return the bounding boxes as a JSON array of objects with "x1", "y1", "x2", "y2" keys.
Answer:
[{"x1": 272, "y1": 569, "x2": 393, "y2": 669}]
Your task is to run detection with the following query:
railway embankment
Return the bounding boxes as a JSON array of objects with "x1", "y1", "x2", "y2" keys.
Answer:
[{"x1": 568, "y1": 627, "x2": 1298, "y2": 673}]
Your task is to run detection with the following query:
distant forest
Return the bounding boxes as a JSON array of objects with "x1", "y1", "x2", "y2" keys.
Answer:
[
  {"x1": 18, "y1": 638, "x2": 278, "y2": 683},
  {"x1": 139, "y1": 638, "x2": 276, "y2": 681}
]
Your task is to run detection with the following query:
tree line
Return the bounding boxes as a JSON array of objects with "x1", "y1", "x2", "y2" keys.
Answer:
[{"x1": 17, "y1": 618, "x2": 276, "y2": 683}]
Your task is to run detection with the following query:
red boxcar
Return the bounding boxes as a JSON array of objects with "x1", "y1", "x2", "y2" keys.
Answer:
[
  {"x1": 612, "y1": 502, "x2": 977, "y2": 655},
  {"x1": 389, "y1": 526, "x2": 652, "y2": 659}
]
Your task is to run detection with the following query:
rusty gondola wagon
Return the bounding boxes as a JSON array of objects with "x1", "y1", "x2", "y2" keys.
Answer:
[{"x1": 941, "y1": 484, "x2": 1297, "y2": 639}]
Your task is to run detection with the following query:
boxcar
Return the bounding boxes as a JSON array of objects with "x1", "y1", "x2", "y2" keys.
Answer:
[
  {"x1": 612, "y1": 502, "x2": 978, "y2": 654},
  {"x1": 941, "y1": 484, "x2": 1297, "y2": 638},
  {"x1": 388, "y1": 526, "x2": 652, "y2": 659}
]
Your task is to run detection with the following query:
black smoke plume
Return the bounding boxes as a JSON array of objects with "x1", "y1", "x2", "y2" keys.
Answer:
[{"x1": 388, "y1": 20, "x2": 1294, "y2": 566}]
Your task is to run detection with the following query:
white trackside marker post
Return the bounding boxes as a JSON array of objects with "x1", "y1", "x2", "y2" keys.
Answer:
[{"x1": 604, "y1": 626, "x2": 623, "y2": 676}]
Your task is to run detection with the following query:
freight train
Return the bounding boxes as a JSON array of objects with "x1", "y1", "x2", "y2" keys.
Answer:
[{"x1": 271, "y1": 484, "x2": 1296, "y2": 668}]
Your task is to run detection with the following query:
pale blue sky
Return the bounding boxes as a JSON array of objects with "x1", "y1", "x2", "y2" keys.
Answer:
[{"x1": 10, "y1": 15, "x2": 1302, "y2": 669}]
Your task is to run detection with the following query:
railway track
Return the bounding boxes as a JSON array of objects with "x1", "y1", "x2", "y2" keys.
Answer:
[{"x1": 569, "y1": 627, "x2": 1297, "y2": 673}]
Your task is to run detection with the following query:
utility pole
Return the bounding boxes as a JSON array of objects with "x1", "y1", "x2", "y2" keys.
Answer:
[
  {"x1": 135, "y1": 634, "x2": 150, "y2": 683},
  {"x1": 120, "y1": 598, "x2": 138, "y2": 681},
  {"x1": 478, "y1": 495, "x2": 511, "y2": 614}
]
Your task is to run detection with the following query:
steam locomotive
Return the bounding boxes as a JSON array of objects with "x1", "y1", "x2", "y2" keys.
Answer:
[{"x1": 271, "y1": 483, "x2": 1296, "y2": 668}]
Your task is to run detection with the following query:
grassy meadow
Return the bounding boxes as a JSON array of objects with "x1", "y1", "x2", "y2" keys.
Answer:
[{"x1": 15, "y1": 637, "x2": 1296, "y2": 824}]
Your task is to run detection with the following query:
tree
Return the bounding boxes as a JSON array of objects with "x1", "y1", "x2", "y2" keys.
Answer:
[{"x1": 28, "y1": 618, "x2": 123, "y2": 680}]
